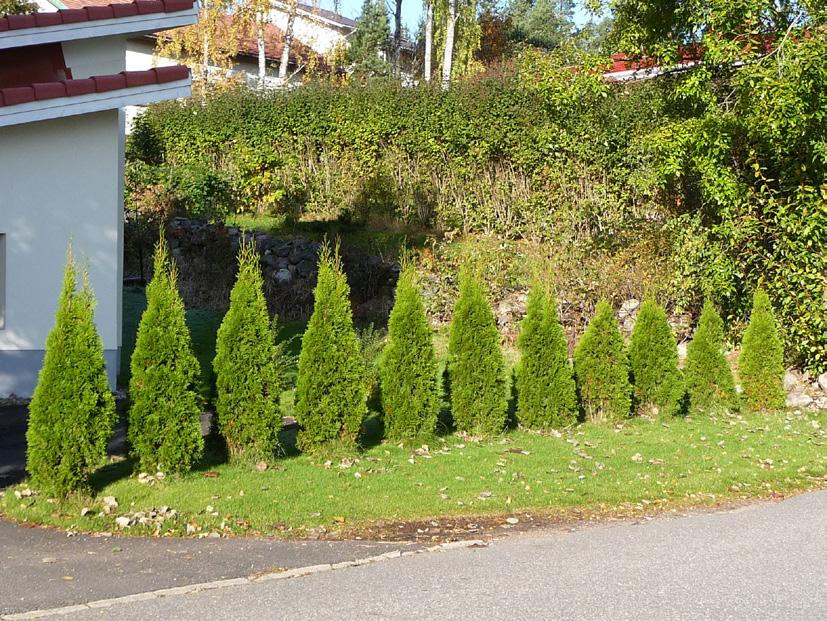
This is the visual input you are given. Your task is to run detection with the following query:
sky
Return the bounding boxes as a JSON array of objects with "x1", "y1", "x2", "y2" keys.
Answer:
[{"x1": 320, "y1": 0, "x2": 594, "y2": 35}]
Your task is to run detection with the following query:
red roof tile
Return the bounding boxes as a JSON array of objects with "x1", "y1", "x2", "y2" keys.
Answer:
[
  {"x1": 0, "y1": 65, "x2": 189, "y2": 108},
  {"x1": 0, "y1": 0, "x2": 194, "y2": 32}
]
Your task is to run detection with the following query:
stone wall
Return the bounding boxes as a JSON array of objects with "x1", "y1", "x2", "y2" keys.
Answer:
[{"x1": 159, "y1": 218, "x2": 400, "y2": 321}]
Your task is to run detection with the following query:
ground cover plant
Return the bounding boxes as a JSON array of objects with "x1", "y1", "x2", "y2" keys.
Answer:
[
  {"x1": 515, "y1": 285, "x2": 577, "y2": 429},
  {"x1": 447, "y1": 270, "x2": 509, "y2": 435},
  {"x1": 4, "y1": 410, "x2": 825, "y2": 537},
  {"x1": 738, "y1": 289, "x2": 785, "y2": 413},
  {"x1": 294, "y1": 242, "x2": 367, "y2": 452},
  {"x1": 574, "y1": 301, "x2": 631, "y2": 423},
  {"x1": 628, "y1": 299, "x2": 683, "y2": 417},
  {"x1": 684, "y1": 301, "x2": 739, "y2": 416},
  {"x1": 213, "y1": 241, "x2": 284, "y2": 462},
  {"x1": 380, "y1": 265, "x2": 440, "y2": 440},
  {"x1": 25, "y1": 249, "x2": 116, "y2": 497},
  {"x1": 128, "y1": 240, "x2": 204, "y2": 474}
]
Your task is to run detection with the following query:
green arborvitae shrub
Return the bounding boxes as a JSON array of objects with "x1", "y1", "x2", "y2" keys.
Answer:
[
  {"x1": 213, "y1": 241, "x2": 283, "y2": 462},
  {"x1": 684, "y1": 300, "x2": 739, "y2": 415},
  {"x1": 26, "y1": 249, "x2": 116, "y2": 496},
  {"x1": 738, "y1": 288, "x2": 785, "y2": 411},
  {"x1": 574, "y1": 300, "x2": 632, "y2": 423},
  {"x1": 628, "y1": 299, "x2": 683, "y2": 417},
  {"x1": 515, "y1": 285, "x2": 577, "y2": 429},
  {"x1": 380, "y1": 266, "x2": 440, "y2": 440},
  {"x1": 295, "y1": 242, "x2": 366, "y2": 452},
  {"x1": 447, "y1": 271, "x2": 508, "y2": 435},
  {"x1": 128, "y1": 237, "x2": 204, "y2": 474}
]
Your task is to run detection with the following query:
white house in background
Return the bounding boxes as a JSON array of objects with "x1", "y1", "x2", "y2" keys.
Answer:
[
  {"x1": 0, "y1": 0, "x2": 196, "y2": 397},
  {"x1": 269, "y1": 1, "x2": 355, "y2": 56}
]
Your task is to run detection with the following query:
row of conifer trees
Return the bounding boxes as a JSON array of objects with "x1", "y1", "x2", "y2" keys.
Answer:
[{"x1": 25, "y1": 238, "x2": 786, "y2": 497}]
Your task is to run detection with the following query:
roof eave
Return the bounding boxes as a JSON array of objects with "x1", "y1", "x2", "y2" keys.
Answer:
[
  {"x1": 0, "y1": 76, "x2": 190, "y2": 127},
  {"x1": 0, "y1": 7, "x2": 197, "y2": 50}
]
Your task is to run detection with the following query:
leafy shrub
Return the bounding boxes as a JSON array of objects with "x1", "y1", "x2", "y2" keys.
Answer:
[
  {"x1": 380, "y1": 267, "x2": 440, "y2": 440},
  {"x1": 128, "y1": 238, "x2": 204, "y2": 474},
  {"x1": 213, "y1": 241, "x2": 283, "y2": 462},
  {"x1": 26, "y1": 249, "x2": 116, "y2": 496},
  {"x1": 515, "y1": 285, "x2": 577, "y2": 429},
  {"x1": 738, "y1": 288, "x2": 785, "y2": 412},
  {"x1": 447, "y1": 270, "x2": 508, "y2": 435},
  {"x1": 574, "y1": 301, "x2": 631, "y2": 422},
  {"x1": 628, "y1": 299, "x2": 683, "y2": 417},
  {"x1": 294, "y1": 242, "x2": 366, "y2": 452},
  {"x1": 684, "y1": 301, "x2": 738, "y2": 415}
]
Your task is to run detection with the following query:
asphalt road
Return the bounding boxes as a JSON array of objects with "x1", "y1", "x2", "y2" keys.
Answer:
[{"x1": 17, "y1": 489, "x2": 826, "y2": 620}]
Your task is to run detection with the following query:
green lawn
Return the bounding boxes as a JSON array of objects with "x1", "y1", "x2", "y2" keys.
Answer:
[{"x1": 3, "y1": 410, "x2": 824, "y2": 538}]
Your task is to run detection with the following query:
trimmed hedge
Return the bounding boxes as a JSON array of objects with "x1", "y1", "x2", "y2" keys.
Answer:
[
  {"x1": 128, "y1": 238, "x2": 204, "y2": 474},
  {"x1": 380, "y1": 266, "x2": 440, "y2": 440},
  {"x1": 26, "y1": 249, "x2": 116, "y2": 496},
  {"x1": 294, "y1": 242, "x2": 366, "y2": 451},
  {"x1": 447, "y1": 270, "x2": 509, "y2": 435},
  {"x1": 213, "y1": 241, "x2": 283, "y2": 462},
  {"x1": 515, "y1": 285, "x2": 577, "y2": 429},
  {"x1": 628, "y1": 299, "x2": 683, "y2": 417},
  {"x1": 738, "y1": 288, "x2": 785, "y2": 412},
  {"x1": 684, "y1": 300, "x2": 738, "y2": 415},
  {"x1": 574, "y1": 301, "x2": 631, "y2": 422}
]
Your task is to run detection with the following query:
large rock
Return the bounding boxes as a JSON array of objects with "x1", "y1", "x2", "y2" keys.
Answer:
[
  {"x1": 783, "y1": 370, "x2": 799, "y2": 391},
  {"x1": 785, "y1": 391, "x2": 813, "y2": 409},
  {"x1": 273, "y1": 268, "x2": 292, "y2": 284},
  {"x1": 818, "y1": 373, "x2": 827, "y2": 392}
]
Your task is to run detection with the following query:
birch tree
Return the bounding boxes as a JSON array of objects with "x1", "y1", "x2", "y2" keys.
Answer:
[
  {"x1": 279, "y1": 0, "x2": 299, "y2": 82},
  {"x1": 440, "y1": 0, "x2": 457, "y2": 88},
  {"x1": 423, "y1": 0, "x2": 434, "y2": 81}
]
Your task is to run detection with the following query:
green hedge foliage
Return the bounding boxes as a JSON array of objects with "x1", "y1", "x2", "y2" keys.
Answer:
[
  {"x1": 738, "y1": 288, "x2": 785, "y2": 412},
  {"x1": 574, "y1": 301, "x2": 632, "y2": 422},
  {"x1": 515, "y1": 285, "x2": 577, "y2": 429},
  {"x1": 128, "y1": 238, "x2": 204, "y2": 474},
  {"x1": 684, "y1": 301, "x2": 739, "y2": 415},
  {"x1": 380, "y1": 266, "x2": 440, "y2": 440},
  {"x1": 447, "y1": 271, "x2": 508, "y2": 435},
  {"x1": 26, "y1": 249, "x2": 116, "y2": 496},
  {"x1": 126, "y1": 59, "x2": 826, "y2": 374},
  {"x1": 213, "y1": 241, "x2": 284, "y2": 462},
  {"x1": 628, "y1": 299, "x2": 683, "y2": 417},
  {"x1": 294, "y1": 242, "x2": 366, "y2": 452}
]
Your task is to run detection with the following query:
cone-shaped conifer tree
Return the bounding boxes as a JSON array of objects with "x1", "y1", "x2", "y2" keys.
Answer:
[
  {"x1": 738, "y1": 288, "x2": 785, "y2": 411},
  {"x1": 447, "y1": 270, "x2": 508, "y2": 435},
  {"x1": 573, "y1": 301, "x2": 631, "y2": 422},
  {"x1": 128, "y1": 236, "x2": 204, "y2": 474},
  {"x1": 628, "y1": 299, "x2": 683, "y2": 417},
  {"x1": 295, "y1": 242, "x2": 366, "y2": 451},
  {"x1": 213, "y1": 241, "x2": 283, "y2": 461},
  {"x1": 684, "y1": 300, "x2": 738, "y2": 415},
  {"x1": 26, "y1": 247, "x2": 116, "y2": 496},
  {"x1": 515, "y1": 285, "x2": 577, "y2": 429},
  {"x1": 380, "y1": 265, "x2": 440, "y2": 440}
]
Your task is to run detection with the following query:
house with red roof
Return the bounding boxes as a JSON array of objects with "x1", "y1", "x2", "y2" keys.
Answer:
[{"x1": 0, "y1": 0, "x2": 196, "y2": 397}]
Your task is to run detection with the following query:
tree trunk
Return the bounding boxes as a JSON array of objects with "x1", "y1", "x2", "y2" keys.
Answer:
[
  {"x1": 424, "y1": 1, "x2": 433, "y2": 82},
  {"x1": 441, "y1": 0, "x2": 457, "y2": 90},
  {"x1": 393, "y1": 0, "x2": 403, "y2": 76},
  {"x1": 201, "y1": 0, "x2": 210, "y2": 83},
  {"x1": 257, "y1": 11, "x2": 266, "y2": 87},
  {"x1": 279, "y1": 0, "x2": 297, "y2": 82}
]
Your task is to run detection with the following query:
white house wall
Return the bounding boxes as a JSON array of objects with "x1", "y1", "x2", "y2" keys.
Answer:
[
  {"x1": 63, "y1": 36, "x2": 126, "y2": 77},
  {"x1": 0, "y1": 110, "x2": 123, "y2": 396},
  {"x1": 269, "y1": 8, "x2": 347, "y2": 55}
]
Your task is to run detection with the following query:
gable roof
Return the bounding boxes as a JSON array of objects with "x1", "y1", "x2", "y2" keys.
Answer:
[{"x1": 0, "y1": 0, "x2": 193, "y2": 32}]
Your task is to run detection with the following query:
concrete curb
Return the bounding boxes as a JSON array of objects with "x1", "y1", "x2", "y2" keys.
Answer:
[{"x1": 1, "y1": 539, "x2": 488, "y2": 619}]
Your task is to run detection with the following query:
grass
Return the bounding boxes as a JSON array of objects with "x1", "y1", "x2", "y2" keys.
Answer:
[{"x1": 2, "y1": 410, "x2": 824, "y2": 539}]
